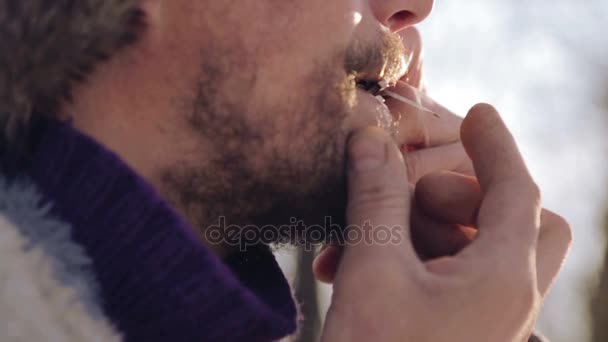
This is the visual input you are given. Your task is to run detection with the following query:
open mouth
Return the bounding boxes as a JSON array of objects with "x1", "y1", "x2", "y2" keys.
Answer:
[
  {"x1": 355, "y1": 79, "x2": 390, "y2": 97},
  {"x1": 354, "y1": 78, "x2": 395, "y2": 133},
  {"x1": 356, "y1": 78, "x2": 435, "y2": 114}
]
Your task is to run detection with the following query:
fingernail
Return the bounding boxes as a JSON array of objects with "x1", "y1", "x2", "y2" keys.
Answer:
[{"x1": 348, "y1": 130, "x2": 388, "y2": 171}]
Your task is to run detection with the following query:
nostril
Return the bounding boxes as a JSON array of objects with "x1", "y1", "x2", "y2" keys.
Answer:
[{"x1": 387, "y1": 11, "x2": 416, "y2": 30}]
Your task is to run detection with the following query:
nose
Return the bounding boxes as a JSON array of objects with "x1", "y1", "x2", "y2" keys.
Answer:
[{"x1": 369, "y1": 0, "x2": 434, "y2": 32}]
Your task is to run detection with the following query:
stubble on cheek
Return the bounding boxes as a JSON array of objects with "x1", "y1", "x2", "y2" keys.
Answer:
[{"x1": 158, "y1": 45, "x2": 354, "y2": 247}]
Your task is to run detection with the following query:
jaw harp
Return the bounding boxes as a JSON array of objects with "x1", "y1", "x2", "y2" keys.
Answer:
[{"x1": 373, "y1": 80, "x2": 441, "y2": 118}]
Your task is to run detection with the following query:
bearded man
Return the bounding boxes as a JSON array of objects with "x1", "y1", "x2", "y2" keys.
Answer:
[{"x1": 0, "y1": 1, "x2": 571, "y2": 341}]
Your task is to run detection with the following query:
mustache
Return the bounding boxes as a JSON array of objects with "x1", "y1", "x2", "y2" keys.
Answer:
[{"x1": 344, "y1": 32, "x2": 408, "y2": 84}]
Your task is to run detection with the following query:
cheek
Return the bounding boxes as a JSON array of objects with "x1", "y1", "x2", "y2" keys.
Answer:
[
  {"x1": 237, "y1": 1, "x2": 361, "y2": 106},
  {"x1": 245, "y1": 84, "x2": 348, "y2": 174}
]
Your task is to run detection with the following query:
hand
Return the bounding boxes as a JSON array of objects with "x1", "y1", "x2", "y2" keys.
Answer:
[
  {"x1": 389, "y1": 28, "x2": 474, "y2": 182},
  {"x1": 319, "y1": 104, "x2": 571, "y2": 342},
  {"x1": 313, "y1": 28, "x2": 475, "y2": 268},
  {"x1": 411, "y1": 170, "x2": 570, "y2": 265}
]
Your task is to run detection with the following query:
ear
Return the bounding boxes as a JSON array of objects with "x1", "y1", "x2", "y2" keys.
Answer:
[
  {"x1": 138, "y1": 0, "x2": 162, "y2": 27},
  {"x1": 133, "y1": 0, "x2": 170, "y2": 51},
  {"x1": 0, "y1": 0, "x2": 144, "y2": 152}
]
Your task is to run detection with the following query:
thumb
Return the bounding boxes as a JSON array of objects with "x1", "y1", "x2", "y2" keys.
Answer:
[{"x1": 340, "y1": 127, "x2": 417, "y2": 265}]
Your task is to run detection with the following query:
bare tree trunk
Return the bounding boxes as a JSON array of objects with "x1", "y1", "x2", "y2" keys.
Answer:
[
  {"x1": 592, "y1": 210, "x2": 608, "y2": 342},
  {"x1": 591, "y1": 83, "x2": 608, "y2": 342},
  {"x1": 294, "y1": 245, "x2": 321, "y2": 342}
]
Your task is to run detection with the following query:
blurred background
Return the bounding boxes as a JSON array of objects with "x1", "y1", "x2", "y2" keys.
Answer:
[
  {"x1": 279, "y1": 1, "x2": 608, "y2": 341},
  {"x1": 420, "y1": 2, "x2": 607, "y2": 341}
]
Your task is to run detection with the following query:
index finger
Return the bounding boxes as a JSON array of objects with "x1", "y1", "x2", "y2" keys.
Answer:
[
  {"x1": 460, "y1": 104, "x2": 541, "y2": 262},
  {"x1": 387, "y1": 81, "x2": 463, "y2": 149}
]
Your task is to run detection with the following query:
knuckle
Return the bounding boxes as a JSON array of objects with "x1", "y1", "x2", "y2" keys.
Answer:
[
  {"x1": 470, "y1": 103, "x2": 498, "y2": 115},
  {"x1": 508, "y1": 178, "x2": 541, "y2": 206},
  {"x1": 351, "y1": 170, "x2": 408, "y2": 200},
  {"x1": 348, "y1": 182, "x2": 408, "y2": 214},
  {"x1": 553, "y1": 214, "x2": 572, "y2": 242},
  {"x1": 520, "y1": 179, "x2": 541, "y2": 203},
  {"x1": 491, "y1": 265, "x2": 539, "y2": 314},
  {"x1": 529, "y1": 181, "x2": 542, "y2": 203},
  {"x1": 559, "y1": 220, "x2": 573, "y2": 249},
  {"x1": 553, "y1": 216, "x2": 572, "y2": 246},
  {"x1": 544, "y1": 211, "x2": 573, "y2": 251}
]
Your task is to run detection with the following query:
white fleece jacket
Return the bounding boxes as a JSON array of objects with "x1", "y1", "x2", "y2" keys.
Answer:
[
  {"x1": 0, "y1": 176, "x2": 121, "y2": 342},
  {"x1": 0, "y1": 215, "x2": 120, "y2": 342}
]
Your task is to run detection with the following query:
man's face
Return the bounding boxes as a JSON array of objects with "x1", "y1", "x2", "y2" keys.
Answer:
[{"x1": 70, "y1": 0, "x2": 434, "y2": 251}]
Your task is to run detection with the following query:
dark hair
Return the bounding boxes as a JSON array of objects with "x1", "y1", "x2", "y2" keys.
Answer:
[{"x1": 0, "y1": 0, "x2": 145, "y2": 157}]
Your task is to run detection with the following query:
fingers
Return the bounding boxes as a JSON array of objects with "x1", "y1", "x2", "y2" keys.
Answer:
[
  {"x1": 313, "y1": 245, "x2": 342, "y2": 284},
  {"x1": 315, "y1": 171, "x2": 480, "y2": 284},
  {"x1": 416, "y1": 171, "x2": 481, "y2": 225},
  {"x1": 411, "y1": 172, "x2": 480, "y2": 259},
  {"x1": 461, "y1": 104, "x2": 541, "y2": 262},
  {"x1": 419, "y1": 94, "x2": 464, "y2": 147},
  {"x1": 316, "y1": 169, "x2": 480, "y2": 283},
  {"x1": 415, "y1": 170, "x2": 571, "y2": 296},
  {"x1": 387, "y1": 82, "x2": 464, "y2": 149},
  {"x1": 536, "y1": 210, "x2": 572, "y2": 297},
  {"x1": 410, "y1": 208, "x2": 476, "y2": 260},
  {"x1": 341, "y1": 127, "x2": 418, "y2": 267},
  {"x1": 404, "y1": 142, "x2": 474, "y2": 182}
]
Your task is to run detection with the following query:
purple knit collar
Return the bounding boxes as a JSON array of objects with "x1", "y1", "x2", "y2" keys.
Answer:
[{"x1": 26, "y1": 118, "x2": 297, "y2": 341}]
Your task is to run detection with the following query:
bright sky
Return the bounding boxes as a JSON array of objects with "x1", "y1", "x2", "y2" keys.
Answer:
[{"x1": 419, "y1": 1, "x2": 608, "y2": 340}]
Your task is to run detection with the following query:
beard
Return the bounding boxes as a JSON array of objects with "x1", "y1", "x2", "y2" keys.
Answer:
[
  {"x1": 160, "y1": 51, "x2": 351, "y2": 251},
  {"x1": 159, "y1": 31, "x2": 405, "y2": 252}
]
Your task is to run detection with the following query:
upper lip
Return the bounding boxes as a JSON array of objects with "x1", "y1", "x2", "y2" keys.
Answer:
[
  {"x1": 348, "y1": 50, "x2": 427, "y2": 150},
  {"x1": 354, "y1": 64, "x2": 409, "y2": 97},
  {"x1": 354, "y1": 52, "x2": 409, "y2": 88},
  {"x1": 354, "y1": 68, "x2": 406, "y2": 90}
]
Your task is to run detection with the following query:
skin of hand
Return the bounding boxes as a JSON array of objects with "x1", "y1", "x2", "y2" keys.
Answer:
[
  {"x1": 314, "y1": 29, "x2": 571, "y2": 341},
  {"x1": 392, "y1": 28, "x2": 474, "y2": 181},
  {"x1": 314, "y1": 26, "x2": 476, "y2": 275},
  {"x1": 317, "y1": 104, "x2": 572, "y2": 342}
]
